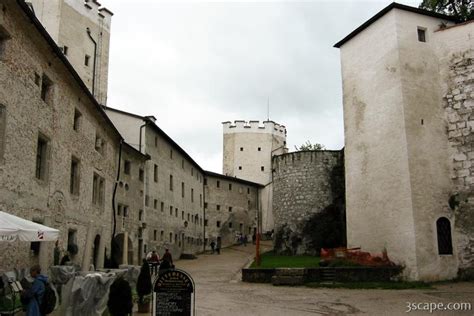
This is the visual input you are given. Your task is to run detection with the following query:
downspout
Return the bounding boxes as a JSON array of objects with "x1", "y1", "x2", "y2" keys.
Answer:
[
  {"x1": 202, "y1": 175, "x2": 206, "y2": 253},
  {"x1": 86, "y1": 27, "x2": 97, "y2": 97},
  {"x1": 111, "y1": 139, "x2": 123, "y2": 267},
  {"x1": 139, "y1": 121, "x2": 148, "y2": 153}
]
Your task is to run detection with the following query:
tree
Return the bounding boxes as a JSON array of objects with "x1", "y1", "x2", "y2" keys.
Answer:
[
  {"x1": 419, "y1": 0, "x2": 473, "y2": 22},
  {"x1": 294, "y1": 141, "x2": 325, "y2": 151}
]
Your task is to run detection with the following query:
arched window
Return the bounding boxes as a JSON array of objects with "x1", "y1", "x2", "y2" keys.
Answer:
[{"x1": 436, "y1": 217, "x2": 453, "y2": 255}]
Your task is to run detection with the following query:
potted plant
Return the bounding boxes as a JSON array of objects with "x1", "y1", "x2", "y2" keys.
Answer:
[{"x1": 136, "y1": 259, "x2": 152, "y2": 313}]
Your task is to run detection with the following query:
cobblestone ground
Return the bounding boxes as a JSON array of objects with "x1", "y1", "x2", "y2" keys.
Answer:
[{"x1": 137, "y1": 242, "x2": 474, "y2": 316}]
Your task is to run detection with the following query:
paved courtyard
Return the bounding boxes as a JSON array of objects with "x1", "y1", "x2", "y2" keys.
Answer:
[{"x1": 168, "y1": 244, "x2": 474, "y2": 316}]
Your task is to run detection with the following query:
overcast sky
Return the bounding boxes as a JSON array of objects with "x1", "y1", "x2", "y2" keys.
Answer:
[{"x1": 107, "y1": 0, "x2": 418, "y2": 173}]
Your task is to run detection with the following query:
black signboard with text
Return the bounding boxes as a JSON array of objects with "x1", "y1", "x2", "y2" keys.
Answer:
[{"x1": 153, "y1": 269, "x2": 195, "y2": 316}]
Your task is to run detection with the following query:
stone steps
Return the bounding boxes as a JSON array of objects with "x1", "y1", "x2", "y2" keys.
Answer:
[{"x1": 272, "y1": 268, "x2": 306, "y2": 286}]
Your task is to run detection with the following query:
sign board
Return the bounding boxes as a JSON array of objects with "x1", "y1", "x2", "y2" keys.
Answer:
[{"x1": 153, "y1": 269, "x2": 195, "y2": 316}]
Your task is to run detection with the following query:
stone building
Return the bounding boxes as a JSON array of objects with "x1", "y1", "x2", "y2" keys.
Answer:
[
  {"x1": 335, "y1": 2, "x2": 474, "y2": 280},
  {"x1": 0, "y1": 0, "x2": 121, "y2": 271},
  {"x1": 222, "y1": 120, "x2": 287, "y2": 233},
  {"x1": 29, "y1": 0, "x2": 113, "y2": 105},
  {"x1": 204, "y1": 171, "x2": 262, "y2": 248},
  {"x1": 272, "y1": 150, "x2": 344, "y2": 254},
  {"x1": 105, "y1": 107, "x2": 206, "y2": 260},
  {"x1": 114, "y1": 143, "x2": 149, "y2": 266}
]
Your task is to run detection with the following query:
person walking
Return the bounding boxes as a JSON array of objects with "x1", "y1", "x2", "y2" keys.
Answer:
[
  {"x1": 22, "y1": 265, "x2": 48, "y2": 316},
  {"x1": 149, "y1": 250, "x2": 160, "y2": 274},
  {"x1": 161, "y1": 249, "x2": 174, "y2": 268},
  {"x1": 216, "y1": 237, "x2": 221, "y2": 255},
  {"x1": 210, "y1": 240, "x2": 216, "y2": 254}
]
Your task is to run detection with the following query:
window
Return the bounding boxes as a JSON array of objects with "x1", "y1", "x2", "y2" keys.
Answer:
[
  {"x1": 40, "y1": 74, "x2": 53, "y2": 104},
  {"x1": 84, "y1": 54, "x2": 90, "y2": 66},
  {"x1": 228, "y1": 222, "x2": 233, "y2": 228},
  {"x1": 160, "y1": 230, "x2": 164, "y2": 240},
  {"x1": 0, "y1": 105, "x2": 6, "y2": 162},
  {"x1": 138, "y1": 209, "x2": 143, "y2": 221},
  {"x1": 204, "y1": 202, "x2": 208, "y2": 209},
  {"x1": 139, "y1": 168, "x2": 144, "y2": 182},
  {"x1": 217, "y1": 180, "x2": 220, "y2": 188},
  {"x1": 216, "y1": 205, "x2": 220, "y2": 211},
  {"x1": 204, "y1": 219, "x2": 208, "y2": 226},
  {"x1": 63, "y1": 46, "x2": 68, "y2": 56},
  {"x1": 161, "y1": 202, "x2": 164, "y2": 212},
  {"x1": 191, "y1": 188, "x2": 194, "y2": 202},
  {"x1": 240, "y1": 223, "x2": 243, "y2": 232},
  {"x1": 175, "y1": 208, "x2": 178, "y2": 217},
  {"x1": 95, "y1": 134, "x2": 105, "y2": 154},
  {"x1": 35, "y1": 135, "x2": 49, "y2": 180},
  {"x1": 70, "y1": 157, "x2": 80, "y2": 195},
  {"x1": 170, "y1": 149, "x2": 173, "y2": 159},
  {"x1": 145, "y1": 195, "x2": 149, "y2": 207},
  {"x1": 229, "y1": 183, "x2": 232, "y2": 190},
  {"x1": 117, "y1": 204, "x2": 122, "y2": 216},
  {"x1": 238, "y1": 166, "x2": 242, "y2": 170},
  {"x1": 154, "y1": 136, "x2": 158, "y2": 147},
  {"x1": 169, "y1": 233, "x2": 173, "y2": 242},
  {"x1": 181, "y1": 160, "x2": 184, "y2": 169},
  {"x1": 261, "y1": 166, "x2": 264, "y2": 171},
  {"x1": 182, "y1": 211, "x2": 184, "y2": 219},
  {"x1": 170, "y1": 174, "x2": 173, "y2": 191},
  {"x1": 123, "y1": 206, "x2": 129, "y2": 217},
  {"x1": 240, "y1": 147, "x2": 243, "y2": 151},
  {"x1": 417, "y1": 27, "x2": 426, "y2": 42},
  {"x1": 437, "y1": 217, "x2": 453, "y2": 255},
  {"x1": 247, "y1": 188, "x2": 250, "y2": 194},
  {"x1": 170, "y1": 206, "x2": 173, "y2": 215},
  {"x1": 154, "y1": 199, "x2": 158, "y2": 209},
  {"x1": 73, "y1": 109, "x2": 81, "y2": 131},
  {"x1": 181, "y1": 182, "x2": 185, "y2": 198},
  {"x1": 229, "y1": 206, "x2": 232, "y2": 212},
  {"x1": 124, "y1": 160, "x2": 131, "y2": 175},
  {"x1": 204, "y1": 178, "x2": 207, "y2": 185},
  {"x1": 154, "y1": 164, "x2": 158, "y2": 182},
  {"x1": 216, "y1": 221, "x2": 221, "y2": 228},
  {"x1": 92, "y1": 173, "x2": 105, "y2": 207},
  {"x1": 199, "y1": 194, "x2": 202, "y2": 207},
  {"x1": 154, "y1": 230, "x2": 157, "y2": 241},
  {"x1": 258, "y1": 147, "x2": 261, "y2": 151},
  {"x1": 67, "y1": 229, "x2": 77, "y2": 256},
  {"x1": 187, "y1": 213, "x2": 190, "y2": 221}
]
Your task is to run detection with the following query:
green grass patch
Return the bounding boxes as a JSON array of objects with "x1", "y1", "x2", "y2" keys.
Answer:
[
  {"x1": 250, "y1": 251, "x2": 320, "y2": 268},
  {"x1": 306, "y1": 281, "x2": 433, "y2": 290}
]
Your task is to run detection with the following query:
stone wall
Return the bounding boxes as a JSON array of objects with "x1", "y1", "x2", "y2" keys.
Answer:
[
  {"x1": 272, "y1": 150, "x2": 345, "y2": 255},
  {"x1": 444, "y1": 49, "x2": 474, "y2": 278}
]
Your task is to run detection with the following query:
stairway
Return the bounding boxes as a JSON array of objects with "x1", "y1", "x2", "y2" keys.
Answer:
[{"x1": 320, "y1": 268, "x2": 336, "y2": 282}]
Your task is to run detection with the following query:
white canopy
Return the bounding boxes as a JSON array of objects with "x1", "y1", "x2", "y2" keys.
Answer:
[{"x1": 0, "y1": 211, "x2": 59, "y2": 242}]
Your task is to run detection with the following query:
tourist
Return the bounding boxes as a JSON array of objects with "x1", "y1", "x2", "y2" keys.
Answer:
[
  {"x1": 53, "y1": 241, "x2": 61, "y2": 266},
  {"x1": 60, "y1": 251, "x2": 71, "y2": 265},
  {"x1": 252, "y1": 233, "x2": 256, "y2": 245},
  {"x1": 243, "y1": 235, "x2": 248, "y2": 246},
  {"x1": 162, "y1": 248, "x2": 174, "y2": 268},
  {"x1": 216, "y1": 237, "x2": 221, "y2": 255},
  {"x1": 210, "y1": 240, "x2": 216, "y2": 254},
  {"x1": 149, "y1": 250, "x2": 160, "y2": 274},
  {"x1": 22, "y1": 265, "x2": 47, "y2": 316}
]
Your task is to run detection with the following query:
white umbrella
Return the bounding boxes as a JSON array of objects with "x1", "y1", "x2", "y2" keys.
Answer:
[{"x1": 0, "y1": 211, "x2": 59, "y2": 242}]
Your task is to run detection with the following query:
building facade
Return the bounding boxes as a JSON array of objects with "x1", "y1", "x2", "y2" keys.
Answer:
[
  {"x1": 0, "y1": 0, "x2": 121, "y2": 271},
  {"x1": 204, "y1": 171, "x2": 261, "y2": 248},
  {"x1": 29, "y1": 0, "x2": 112, "y2": 105},
  {"x1": 222, "y1": 120, "x2": 288, "y2": 233},
  {"x1": 336, "y1": 3, "x2": 474, "y2": 280}
]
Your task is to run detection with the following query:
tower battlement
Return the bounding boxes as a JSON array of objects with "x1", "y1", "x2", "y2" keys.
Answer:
[
  {"x1": 222, "y1": 120, "x2": 286, "y2": 137},
  {"x1": 65, "y1": 0, "x2": 113, "y2": 29}
]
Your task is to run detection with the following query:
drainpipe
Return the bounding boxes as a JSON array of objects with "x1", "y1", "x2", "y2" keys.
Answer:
[
  {"x1": 111, "y1": 140, "x2": 123, "y2": 267},
  {"x1": 86, "y1": 27, "x2": 97, "y2": 97},
  {"x1": 139, "y1": 121, "x2": 148, "y2": 154},
  {"x1": 202, "y1": 176, "x2": 206, "y2": 253}
]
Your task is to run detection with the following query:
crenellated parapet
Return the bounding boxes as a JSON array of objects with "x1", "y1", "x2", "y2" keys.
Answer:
[
  {"x1": 222, "y1": 120, "x2": 287, "y2": 137},
  {"x1": 65, "y1": 0, "x2": 113, "y2": 29}
]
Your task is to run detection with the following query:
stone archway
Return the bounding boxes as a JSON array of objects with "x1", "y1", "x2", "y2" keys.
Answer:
[
  {"x1": 93, "y1": 234, "x2": 101, "y2": 269},
  {"x1": 112, "y1": 233, "x2": 134, "y2": 266}
]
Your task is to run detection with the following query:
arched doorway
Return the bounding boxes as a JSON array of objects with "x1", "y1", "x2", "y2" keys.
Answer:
[{"x1": 112, "y1": 233, "x2": 134, "y2": 265}]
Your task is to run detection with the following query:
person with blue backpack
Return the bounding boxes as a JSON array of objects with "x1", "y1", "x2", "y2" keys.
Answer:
[{"x1": 22, "y1": 265, "x2": 55, "y2": 316}]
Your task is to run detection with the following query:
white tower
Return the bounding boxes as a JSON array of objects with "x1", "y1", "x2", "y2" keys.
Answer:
[
  {"x1": 29, "y1": 0, "x2": 113, "y2": 105},
  {"x1": 222, "y1": 120, "x2": 287, "y2": 232}
]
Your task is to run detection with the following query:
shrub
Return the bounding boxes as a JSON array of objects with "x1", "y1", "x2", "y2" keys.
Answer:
[
  {"x1": 107, "y1": 277, "x2": 133, "y2": 316},
  {"x1": 136, "y1": 259, "x2": 152, "y2": 304}
]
